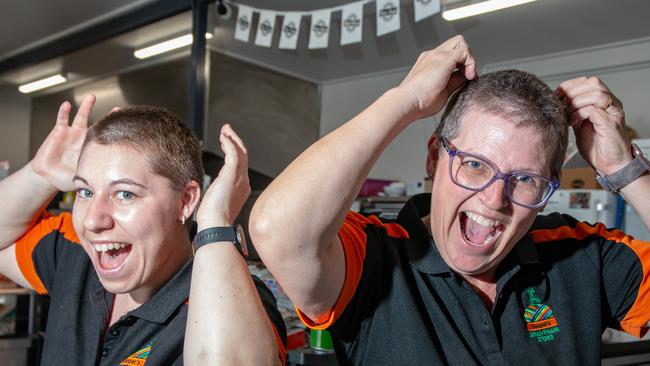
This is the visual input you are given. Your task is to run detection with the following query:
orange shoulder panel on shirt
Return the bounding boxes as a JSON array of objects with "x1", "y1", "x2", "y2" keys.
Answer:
[
  {"x1": 297, "y1": 211, "x2": 409, "y2": 329},
  {"x1": 530, "y1": 222, "x2": 650, "y2": 337},
  {"x1": 15, "y1": 212, "x2": 79, "y2": 295},
  {"x1": 272, "y1": 323, "x2": 287, "y2": 365}
]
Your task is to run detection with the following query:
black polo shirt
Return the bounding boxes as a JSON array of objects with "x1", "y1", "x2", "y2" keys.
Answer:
[
  {"x1": 15, "y1": 213, "x2": 286, "y2": 366},
  {"x1": 297, "y1": 194, "x2": 650, "y2": 365}
]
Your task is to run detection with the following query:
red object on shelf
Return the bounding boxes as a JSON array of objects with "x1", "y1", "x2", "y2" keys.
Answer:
[
  {"x1": 287, "y1": 328, "x2": 307, "y2": 350},
  {"x1": 358, "y1": 178, "x2": 395, "y2": 197}
]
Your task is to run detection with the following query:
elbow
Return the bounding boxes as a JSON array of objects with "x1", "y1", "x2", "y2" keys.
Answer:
[{"x1": 249, "y1": 202, "x2": 278, "y2": 253}]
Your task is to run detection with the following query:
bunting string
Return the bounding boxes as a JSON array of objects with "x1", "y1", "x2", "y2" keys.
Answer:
[{"x1": 225, "y1": 0, "x2": 441, "y2": 50}]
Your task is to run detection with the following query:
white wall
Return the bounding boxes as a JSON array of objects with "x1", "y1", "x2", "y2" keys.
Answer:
[
  {"x1": 483, "y1": 36, "x2": 650, "y2": 139},
  {"x1": 320, "y1": 70, "x2": 439, "y2": 181},
  {"x1": 0, "y1": 85, "x2": 31, "y2": 173},
  {"x1": 319, "y1": 37, "x2": 650, "y2": 181}
]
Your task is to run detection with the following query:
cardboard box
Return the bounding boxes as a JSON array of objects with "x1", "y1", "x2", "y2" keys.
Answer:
[{"x1": 560, "y1": 167, "x2": 600, "y2": 190}]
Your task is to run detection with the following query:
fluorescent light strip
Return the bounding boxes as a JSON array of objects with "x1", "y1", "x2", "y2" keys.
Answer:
[
  {"x1": 442, "y1": 0, "x2": 538, "y2": 21},
  {"x1": 134, "y1": 33, "x2": 213, "y2": 59},
  {"x1": 18, "y1": 74, "x2": 67, "y2": 94}
]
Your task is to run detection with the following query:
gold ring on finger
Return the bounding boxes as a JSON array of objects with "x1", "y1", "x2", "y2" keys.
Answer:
[{"x1": 605, "y1": 95, "x2": 614, "y2": 111}]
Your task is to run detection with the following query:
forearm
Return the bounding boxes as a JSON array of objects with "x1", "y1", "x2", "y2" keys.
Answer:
[
  {"x1": 184, "y1": 244, "x2": 280, "y2": 366},
  {"x1": 620, "y1": 174, "x2": 650, "y2": 232},
  {"x1": 251, "y1": 87, "x2": 416, "y2": 258},
  {"x1": 0, "y1": 163, "x2": 58, "y2": 249}
]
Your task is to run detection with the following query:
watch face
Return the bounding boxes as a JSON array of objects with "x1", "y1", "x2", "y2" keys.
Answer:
[{"x1": 236, "y1": 225, "x2": 248, "y2": 257}]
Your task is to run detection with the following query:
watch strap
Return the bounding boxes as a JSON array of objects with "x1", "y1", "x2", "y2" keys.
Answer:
[
  {"x1": 193, "y1": 227, "x2": 242, "y2": 254},
  {"x1": 596, "y1": 145, "x2": 650, "y2": 192}
]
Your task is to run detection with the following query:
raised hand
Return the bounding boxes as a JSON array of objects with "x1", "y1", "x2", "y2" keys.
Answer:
[
  {"x1": 31, "y1": 94, "x2": 96, "y2": 192},
  {"x1": 556, "y1": 77, "x2": 630, "y2": 175},
  {"x1": 196, "y1": 124, "x2": 251, "y2": 229},
  {"x1": 398, "y1": 35, "x2": 477, "y2": 120}
]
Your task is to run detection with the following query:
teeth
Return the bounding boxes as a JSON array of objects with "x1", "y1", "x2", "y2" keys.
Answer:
[
  {"x1": 483, "y1": 232, "x2": 495, "y2": 245},
  {"x1": 93, "y1": 243, "x2": 129, "y2": 252},
  {"x1": 465, "y1": 211, "x2": 500, "y2": 227}
]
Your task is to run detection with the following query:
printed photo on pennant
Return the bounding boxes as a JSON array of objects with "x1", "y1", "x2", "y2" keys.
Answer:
[
  {"x1": 234, "y1": 5, "x2": 254, "y2": 42},
  {"x1": 279, "y1": 13, "x2": 302, "y2": 50},
  {"x1": 255, "y1": 10, "x2": 276, "y2": 47},
  {"x1": 308, "y1": 9, "x2": 332, "y2": 49},
  {"x1": 340, "y1": 2, "x2": 364, "y2": 46},
  {"x1": 376, "y1": 0, "x2": 400, "y2": 36},
  {"x1": 414, "y1": 0, "x2": 440, "y2": 22}
]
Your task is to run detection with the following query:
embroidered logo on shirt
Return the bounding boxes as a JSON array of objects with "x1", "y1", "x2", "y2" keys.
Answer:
[
  {"x1": 523, "y1": 288, "x2": 560, "y2": 343},
  {"x1": 119, "y1": 342, "x2": 152, "y2": 366}
]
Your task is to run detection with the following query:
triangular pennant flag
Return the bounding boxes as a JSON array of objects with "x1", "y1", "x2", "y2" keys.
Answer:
[
  {"x1": 308, "y1": 9, "x2": 332, "y2": 49},
  {"x1": 234, "y1": 5, "x2": 254, "y2": 42},
  {"x1": 279, "y1": 13, "x2": 302, "y2": 49},
  {"x1": 376, "y1": 0, "x2": 400, "y2": 36},
  {"x1": 254, "y1": 10, "x2": 276, "y2": 47},
  {"x1": 414, "y1": 0, "x2": 440, "y2": 22},
  {"x1": 341, "y1": 2, "x2": 364, "y2": 46}
]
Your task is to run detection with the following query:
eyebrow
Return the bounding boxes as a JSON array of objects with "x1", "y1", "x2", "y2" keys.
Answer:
[
  {"x1": 72, "y1": 176, "x2": 88, "y2": 185},
  {"x1": 72, "y1": 176, "x2": 147, "y2": 189},
  {"x1": 110, "y1": 179, "x2": 147, "y2": 189}
]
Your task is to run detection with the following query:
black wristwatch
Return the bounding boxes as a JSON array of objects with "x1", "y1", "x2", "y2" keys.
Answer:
[
  {"x1": 596, "y1": 143, "x2": 650, "y2": 192},
  {"x1": 193, "y1": 225, "x2": 248, "y2": 257}
]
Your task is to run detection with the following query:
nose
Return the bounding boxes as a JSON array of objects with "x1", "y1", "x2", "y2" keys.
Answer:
[
  {"x1": 478, "y1": 178, "x2": 509, "y2": 210},
  {"x1": 83, "y1": 196, "x2": 114, "y2": 233}
]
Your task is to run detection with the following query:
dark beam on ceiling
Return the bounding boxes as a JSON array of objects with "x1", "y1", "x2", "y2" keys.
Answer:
[{"x1": 0, "y1": 0, "x2": 192, "y2": 74}]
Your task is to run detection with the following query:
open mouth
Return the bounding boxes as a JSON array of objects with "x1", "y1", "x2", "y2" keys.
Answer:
[
  {"x1": 93, "y1": 243, "x2": 132, "y2": 272},
  {"x1": 460, "y1": 211, "x2": 505, "y2": 247}
]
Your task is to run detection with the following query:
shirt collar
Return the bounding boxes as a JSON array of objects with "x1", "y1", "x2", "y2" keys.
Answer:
[
  {"x1": 399, "y1": 194, "x2": 452, "y2": 275},
  {"x1": 130, "y1": 259, "x2": 193, "y2": 324}
]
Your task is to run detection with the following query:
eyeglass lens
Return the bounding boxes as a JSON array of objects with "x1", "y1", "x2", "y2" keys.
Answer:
[{"x1": 450, "y1": 153, "x2": 552, "y2": 206}]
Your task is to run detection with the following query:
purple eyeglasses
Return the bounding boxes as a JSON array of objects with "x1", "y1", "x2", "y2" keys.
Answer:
[{"x1": 440, "y1": 137, "x2": 560, "y2": 209}]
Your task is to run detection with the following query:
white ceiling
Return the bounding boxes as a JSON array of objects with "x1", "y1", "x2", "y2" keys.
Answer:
[{"x1": 2, "y1": 0, "x2": 650, "y2": 87}]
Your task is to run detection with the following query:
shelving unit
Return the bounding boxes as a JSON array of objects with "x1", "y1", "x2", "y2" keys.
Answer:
[{"x1": 0, "y1": 288, "x2": 41, "y2": 366}]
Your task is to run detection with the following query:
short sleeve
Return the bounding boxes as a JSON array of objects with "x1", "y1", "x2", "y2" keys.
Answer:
[{"x1": 14, "y1": 212, "x2": 79, "y2": 294}]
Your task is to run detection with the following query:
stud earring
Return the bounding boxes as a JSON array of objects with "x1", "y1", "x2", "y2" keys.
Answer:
[{"x1": 180, "y1": 215, "x2": 186, "y2": 225}]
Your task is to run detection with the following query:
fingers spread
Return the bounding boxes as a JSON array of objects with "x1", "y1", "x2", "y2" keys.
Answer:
[
  {"x1": 56, "y1": 101, "x2": 72, "y2": 126},
  {"x1": 72, "y1": 94, "x2": 96, "y2": 128}
]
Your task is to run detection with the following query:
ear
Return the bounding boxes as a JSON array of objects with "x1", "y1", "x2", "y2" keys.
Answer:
[
  {"x1": 426, "y1": 134, "x2": 441, "y2": 178},
  {"x1": 180, "y1": 180, "x2": 202, "y2": 221}
]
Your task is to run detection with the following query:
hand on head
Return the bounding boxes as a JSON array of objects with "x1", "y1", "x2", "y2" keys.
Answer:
[
  {"x1": 398, "y1": 35, "x2": 477, "y2": 120},
  {"x1": 196, "y1": 124, "x2": 251, "y2": 228},
  {"x1": 556, "y1": 77, "x2": 630, "y2": 175},
  {"x1": 31, "y1": 94, "x2": 96, "y2": 192}
]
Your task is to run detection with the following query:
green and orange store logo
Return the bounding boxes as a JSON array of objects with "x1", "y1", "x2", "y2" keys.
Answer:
[
  {"x1": 523, "y1": 288, "x2": 560, "y2": 343},
  {"x1": 119, "y1": 341, "x2": 152, "y2": 366}
]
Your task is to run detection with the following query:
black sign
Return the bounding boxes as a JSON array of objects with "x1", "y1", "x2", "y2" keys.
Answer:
[
  {"x1": 344, "y1": 14, "x2": 361, "y2": 32},
  {"x1": 238, "y1": 15, "x2": 250, "y2": 31},
  {"x1": 283, "y1": 22, "x2": 297, "y2": 38},
  {"x1": 260, "y1": 20, "x2": 273, "y2": 35},
  {"x1": 379, "y1": 3, "x2": 398, "y2": 21},
  {"x1": 313, "y1": 20, "x2": 329, "y2": 37}
]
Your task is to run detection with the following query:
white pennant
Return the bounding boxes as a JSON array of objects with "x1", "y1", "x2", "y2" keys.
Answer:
[
  {"x1": 375, "y1": 0, "x2": 400, "y2": 36},
  {"x1": 234, "y1": 5, "x2": 254, "y2": 42},
  {"x1": 308, "y1": 9, "x2": 332, "y2": 49},
  {"x1": 254, "y1": 10, "x2": 276, "y2": 47},
  {"x1": 340, "y1": 2, "x2": 364, "y2": 46},
  {"x1": 279, "y1": 13, "x2": 302, "y2": 49},
  {"x1": 414, "y1": 0, "x2": 440, "y2": 22}
]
